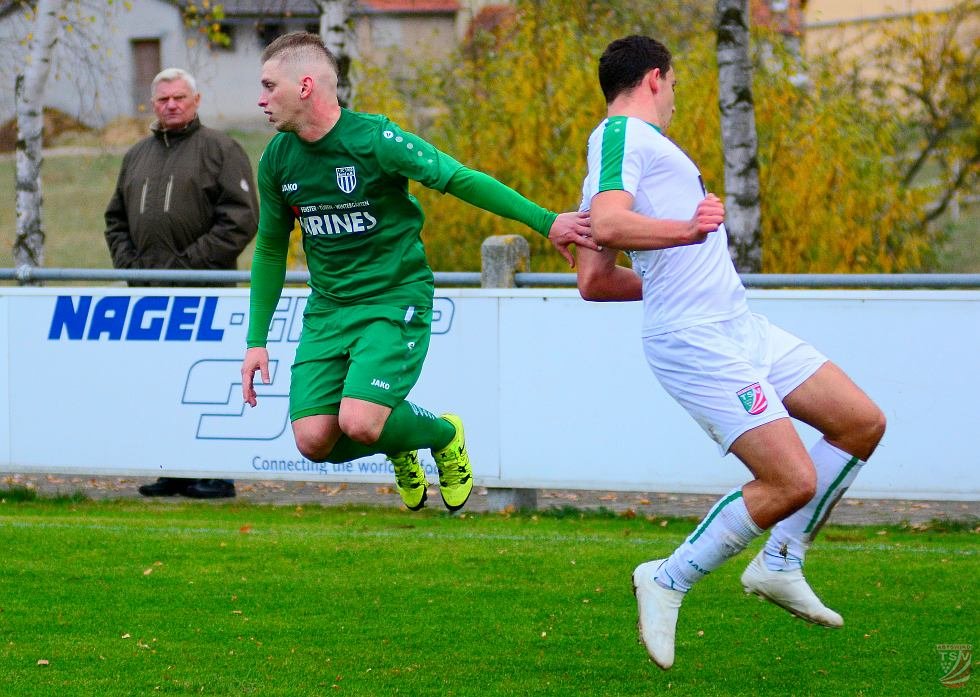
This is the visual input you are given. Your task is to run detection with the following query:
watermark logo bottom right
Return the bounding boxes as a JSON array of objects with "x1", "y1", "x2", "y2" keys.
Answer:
[{"x1": 937, "y1": 644, "x2": 972, "y2": 689}]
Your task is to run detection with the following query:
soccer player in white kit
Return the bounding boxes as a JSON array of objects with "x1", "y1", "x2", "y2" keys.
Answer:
[{"x1": 576, "y1": 35, "x2": 887, "y2": 670}]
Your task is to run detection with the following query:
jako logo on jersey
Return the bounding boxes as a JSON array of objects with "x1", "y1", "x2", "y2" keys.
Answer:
[
  {"x1": 48, "y1": 295, "x2": 224, "y2": 341},
  {"x1": 736, "y1": 383, "x2": 768, "y2": 415},
  {"x1": 281, "y1": 182, "x2": 298, "y2": 192},
  {"x1": 336, "y1": 166, "x2": 357, "y2": 194},
  {"x1": 371, "y1": 378, "x2": 390, "y2": 390}
]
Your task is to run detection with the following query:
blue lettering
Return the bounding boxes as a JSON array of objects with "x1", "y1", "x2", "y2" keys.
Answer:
[
  {"x1": 48, "y1": 296, "x2": 91, "y2": 339},
  {"x1": 87, "y1": 296, "x2": 130, "y2": 340},
  {"x1": 197, "y1": 297, "x2": 224, "y2": 342},
  {"x1": 165, "y1": 297, "x2": 199, "y2": 341},
  {"x1": 125, "y1": 296, "x2": 168, "y2": 341},
  {"x1": 47, "y1": 295, "x2": 230, "y2": 341}
]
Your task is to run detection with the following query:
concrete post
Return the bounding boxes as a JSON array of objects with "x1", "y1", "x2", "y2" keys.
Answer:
[
  {"x1": 480, "y1": 235, "x2": 538, "y2": 512},
  {"x1": 481, "y1": 235, "x2": 529, "y2": 288}
]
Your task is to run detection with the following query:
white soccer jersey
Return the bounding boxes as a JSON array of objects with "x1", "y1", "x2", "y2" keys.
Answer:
[{"x1": 580, "y1": 116, "x2": 748, "y2": 335}]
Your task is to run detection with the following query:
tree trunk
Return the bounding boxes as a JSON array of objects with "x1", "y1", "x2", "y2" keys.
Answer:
[
  {"x1": 13, "y1": 0, "x2": 69, "y2": 283},
  {"x1": 716, "y1": 0, "x2": 762, "y2": 272},
  {"x1": 317, "y1": 0, "x2": 355, "y2": 108}
]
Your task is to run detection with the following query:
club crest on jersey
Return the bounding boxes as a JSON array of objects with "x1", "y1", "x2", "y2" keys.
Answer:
[
  {"x1": 336, "y1": 166, "x2": 357, "y2": 194},
  {"x1": 737, "y1": 383, "x2": 768, "y2": 415}
]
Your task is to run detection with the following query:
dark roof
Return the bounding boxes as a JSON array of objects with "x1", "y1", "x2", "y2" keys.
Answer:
[
  {"x1": 213, "y1": 0, "x2": 459, "y2": 18},
  {"x1": 355, "y1": 0, "x2": 459, "y2": 12},
  {"x1": 215, "y1": 0, "x2": 319, "y2": 18}
]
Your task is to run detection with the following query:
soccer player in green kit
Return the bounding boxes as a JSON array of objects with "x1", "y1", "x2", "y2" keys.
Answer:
[{"x1": 240, "y1": 32, "x2": 594, "y2": 512}]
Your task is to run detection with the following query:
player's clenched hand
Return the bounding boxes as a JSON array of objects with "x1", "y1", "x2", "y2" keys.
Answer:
[
  {"x1": 688, "y1": 194, "x2": 725, "y2": 243},
  {"x1": 242, "y1": 347, "x2": 270, "y2": 407},
  {"x1": 548, "y1": 211, "x2": 596, "y2": 268}
]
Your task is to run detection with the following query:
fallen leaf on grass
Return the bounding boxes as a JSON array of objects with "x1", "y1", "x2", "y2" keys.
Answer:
[{"x1": 239, "y1": 525, "x2": 252, "y2": 534}]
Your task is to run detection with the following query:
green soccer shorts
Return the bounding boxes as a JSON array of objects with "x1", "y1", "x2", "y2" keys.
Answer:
[{"x1": 289, "y1": 304, "x2": 432, "y2": 421}]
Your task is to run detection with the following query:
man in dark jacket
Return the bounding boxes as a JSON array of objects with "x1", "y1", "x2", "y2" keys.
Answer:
[{"x1": 105, "y1": 67, "x2": 258, "y2": 499}]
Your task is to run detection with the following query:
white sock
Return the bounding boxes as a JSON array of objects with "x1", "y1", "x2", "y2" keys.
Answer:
[
  {"x1": 656, "y1": 488, "x2": 763, "y2": 592},
  {"x1": 763, "y1": 438, "x2": 865, "y2": 571}
]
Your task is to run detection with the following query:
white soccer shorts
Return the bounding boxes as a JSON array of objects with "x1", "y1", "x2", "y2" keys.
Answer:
[{"x1": 643, "y1": 311, "x2": 827, "y2": 453}]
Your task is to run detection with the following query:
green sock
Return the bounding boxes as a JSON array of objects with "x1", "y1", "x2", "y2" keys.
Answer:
[{"x1": 325, "y1": 401, "x2": 454, "y2": 463}]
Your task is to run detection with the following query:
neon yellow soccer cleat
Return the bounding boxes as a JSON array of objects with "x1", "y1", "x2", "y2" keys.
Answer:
[
  {"x1": 432, "y1": 414, "x2": 473, "y2": 511},
  {"x1": 388, "y1": 450, "x2": 427, "y2": 511}
]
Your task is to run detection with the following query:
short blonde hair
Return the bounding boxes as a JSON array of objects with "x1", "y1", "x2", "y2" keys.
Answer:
[{"x1": 261, "y1": 31, "x2": 338, "y2": 74}]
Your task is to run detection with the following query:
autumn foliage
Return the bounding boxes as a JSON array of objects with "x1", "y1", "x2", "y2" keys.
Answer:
[{"x1": 349, "y1": 0, "x2": 969, "y2": 274}]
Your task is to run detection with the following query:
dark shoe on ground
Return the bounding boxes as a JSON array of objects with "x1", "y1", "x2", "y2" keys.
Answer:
[
  {"x1": 138, "y1": 477, "x2": 191, "y2": 497},
  {"x1": 183, "y1": 479, "x2": 236, "y2": 499}
]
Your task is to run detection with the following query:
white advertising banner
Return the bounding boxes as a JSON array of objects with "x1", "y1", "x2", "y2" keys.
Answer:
[{"x1": 1, "y1": 287, "x2": 978, "y2": 500}]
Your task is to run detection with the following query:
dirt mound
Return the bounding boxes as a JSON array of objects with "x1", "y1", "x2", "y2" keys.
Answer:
[
  {"x1": 0, "y1": 108, "x2": 94, "y2": 152},
  {"x1": 100, "y1": 116, "x2": 150, "y2": 146},
  {"x1": 0, "y1": 111, "x2": 150, "y2": 152}
]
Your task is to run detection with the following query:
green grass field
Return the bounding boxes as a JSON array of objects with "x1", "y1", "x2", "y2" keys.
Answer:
[{"x1": 0, "y1": 494, "x2": 975, "y2": 696}]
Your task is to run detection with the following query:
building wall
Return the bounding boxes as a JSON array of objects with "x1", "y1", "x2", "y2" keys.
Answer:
[
  {"x1": 0, "y1": 1, "x2": 281, "y2": 130},
  {"x1": 356, "y1": 13, "x2": 459, "y2": 67},
  {"x1": 803, "y1": 0, "x2": 959, "y2": 54},
  {"x1": 453, "y1": 0, "x2": 506, "y2": 39},
  {"x1": 0, "y1": 1, "x2": 464, "y2": 131}
]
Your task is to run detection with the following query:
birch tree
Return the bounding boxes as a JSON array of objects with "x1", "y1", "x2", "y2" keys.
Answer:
[
  {"x1": 716, "y1": 0, "x2": 762, "y2": 272},
  {"x1": 316, "y1": 0, "x2": 355, "y2": 107},
  {"x1": 12, "y1": 0, "x2": 69, "y2": 280}
]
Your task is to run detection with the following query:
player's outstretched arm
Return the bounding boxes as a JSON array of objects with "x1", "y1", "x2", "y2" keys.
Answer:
[
  {"x1": 444, "y1": 168, "x2": 597, "y2": 266},
  {"x1": 242, "y1": 347, "x2": 270, "y2": 407}
]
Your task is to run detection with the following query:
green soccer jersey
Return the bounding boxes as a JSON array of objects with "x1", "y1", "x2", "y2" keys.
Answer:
[{"x1": 247, "y1": 109, "x2": 558, "y2": 348}]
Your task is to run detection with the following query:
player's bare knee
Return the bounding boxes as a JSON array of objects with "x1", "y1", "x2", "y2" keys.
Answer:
[
  {"x1": 790, "y1": 472, "x2": 817, "y2": 511},
  {"x1": 779, "y1": 467, "x2": 817, "y2": 513},
  {"x1": 338, "y1": 418, "x2": 383, "y2": 446},
  {"x1": 796, "y1": 475, "x2": 818, "y2": 508},
  {"x1": 866, "y1": 407, "x2": 887, "y2": 450},
  {"x1": 835, "y1": 406, "x2": 887, "y2": 461},
  {"x1": 295, "y1": 436, "x2": 331, "y2": 462}
]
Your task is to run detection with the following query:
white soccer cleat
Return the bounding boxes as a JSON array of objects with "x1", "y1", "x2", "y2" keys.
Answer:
[
  {"x1": 632, "y1": 559, "x2": 685, "y2": 670},
  {"x1": 740, "y1": 549, "x2": 844, "y2": 628}
]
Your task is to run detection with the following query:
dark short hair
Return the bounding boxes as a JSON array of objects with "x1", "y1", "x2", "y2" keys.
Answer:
[
  {"x1": 261, "y1": 31, "x2": 339, "y2": 74},
  {"x1": 598, "y1": 35, "x2": 672, "y2": 104}
]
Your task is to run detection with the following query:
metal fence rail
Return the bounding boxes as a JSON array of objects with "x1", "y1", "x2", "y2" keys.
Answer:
[{"x1": 2, "y1": 267, "x2": 980, "y2": 289}]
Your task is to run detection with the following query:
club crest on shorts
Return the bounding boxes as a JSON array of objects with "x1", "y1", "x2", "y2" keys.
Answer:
[
  {"x1": 336, "y1": 166, "x2": 357, "y2": 194},
  {"x1": 737, "y1": 383, "x2": 768, "y2": 415}
]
